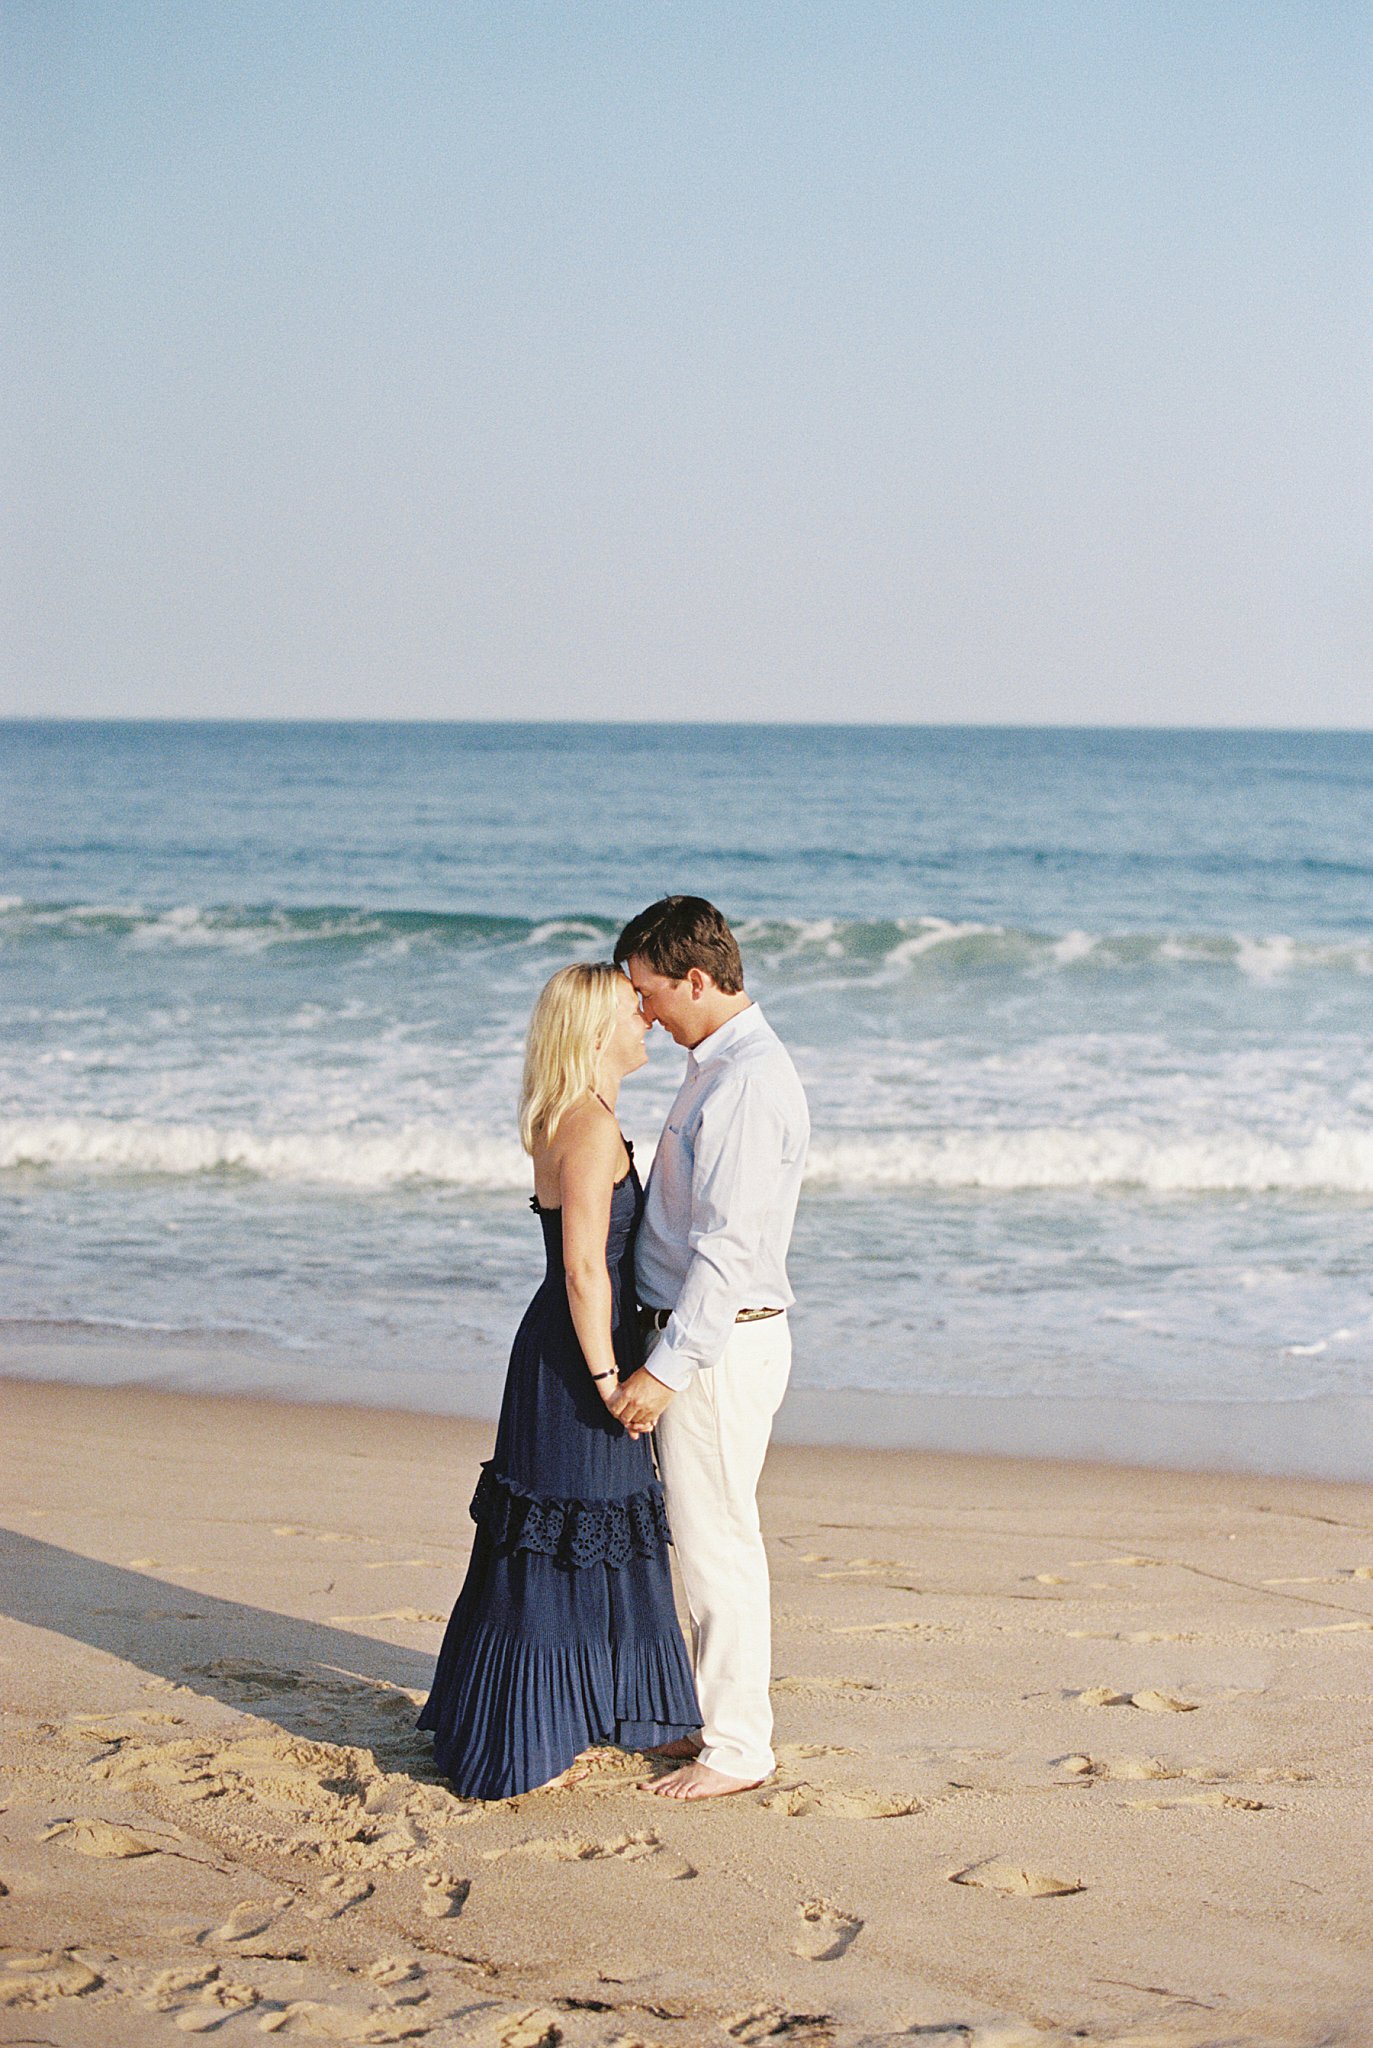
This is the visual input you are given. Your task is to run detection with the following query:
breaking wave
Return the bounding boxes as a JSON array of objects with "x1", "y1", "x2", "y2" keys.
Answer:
[
  {"x1": 3, "y1": 899, "x2": 1372, "y2": 981},
  {"x1": 5, "y1": 1115, "x2": 1373, "y2": 1194}
]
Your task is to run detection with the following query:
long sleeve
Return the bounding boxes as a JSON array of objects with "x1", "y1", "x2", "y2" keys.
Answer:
[{"x1": 647, "y1": 1071, "x2": 788, "y2": 1390}]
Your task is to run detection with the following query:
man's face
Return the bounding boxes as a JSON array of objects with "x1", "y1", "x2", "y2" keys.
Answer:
[{"x1": 624, "y1": 957, "x2": 706, "y2": 1048}]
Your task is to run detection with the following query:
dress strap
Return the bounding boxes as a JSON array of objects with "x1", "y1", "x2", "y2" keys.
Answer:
[{"x1": 590, "y1": 1090, "x2": 633, "y2": 1167}]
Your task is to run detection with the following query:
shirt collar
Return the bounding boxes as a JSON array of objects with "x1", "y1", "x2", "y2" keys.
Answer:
[{"x1": 688, "y1": 1000, "x2": 766, "y2": 1071}]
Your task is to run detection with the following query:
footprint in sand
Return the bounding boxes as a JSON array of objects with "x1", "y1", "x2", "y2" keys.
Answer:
[
  {"x1": 111, "y1": 1728, "x2": 363, "y2": 1825},
  {"x1": 499, "y1": 2013, "x2": 564, "y2": 2048},
  {"x1": 364, "y1": 1776, "x2": 466, "y2": 1823},
  {"x1": 1075, "y1": 1686, "x2": 1198, "y2": 1713},
  {"x1": 261, "y1": 2000, "x2": 429, "y2": 2039},
  {"x1": 175, "y1": 1981, "x2": 261, "y2": 2033},
  {"x1": 420, "y1": 1873, "x2": 471, "y2": 1918},
  {"x1": 366, "y1": 1958, "x2": 425, "y2": 1994},
  {"x1": 62, "y1": 1710, "x2": 187, "y2": 1763},
  {"x1": 727, "y1": 2005, "x2": 833, "y2": 2043},
  {"x1": 758, "y1": 1781, "x2": 919, "y2": 1820},
  {"x1": 0, "y1": 1950, "x2": 103, "y2": 2009},
  {"x1": 187, "y1": 1658, "x2": 312, "y2": 1698},
  {"x1": 492, "y1": 1829, "x2": 696, "y2": 1879},
  {"x1": 792, "y1": 1899, "x2": 863, "y2": 1960},
  {"x1": 144, "y1": 1963, "x2": 223, "y2": 2010},
  {"x1": 1126, "y1": 1790, "x2": 1267, "y2": 1811},
  {"x1": 308, "y1": 1875, "x2": 374, "y2": 1920},
  {"x1": 40, "y1": 1815, "x2": 179, "y2": 1858},
  {"x1": 949, "y1": 1859, "x2": 1084, "y2": 1898},
  {"x1": 817, "y1": 1556, "x2": 901, "y2": 1579},
  {"x1": 213, "y1": 1898, "x2": 296, "y2": 1944},
  {"x1": 272, "y1": 1526, "x2": 350, "y2": 1543}
]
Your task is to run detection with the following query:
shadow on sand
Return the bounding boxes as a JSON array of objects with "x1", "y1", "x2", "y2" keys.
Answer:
[{"x1": 0, "y1": 1525, "x2": 441, "y2": 1762}]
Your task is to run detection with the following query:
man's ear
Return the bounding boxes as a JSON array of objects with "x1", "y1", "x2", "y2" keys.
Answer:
[{"x1": 687, "y1": 967, "x2": 708, "y2": 998}]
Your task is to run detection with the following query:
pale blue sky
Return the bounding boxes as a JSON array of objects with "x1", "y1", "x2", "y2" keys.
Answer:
[{"x1": 5, "y1": 1, "x2": 1369, "y2": 723}]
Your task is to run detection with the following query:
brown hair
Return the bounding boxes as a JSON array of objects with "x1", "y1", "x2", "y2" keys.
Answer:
[{"x1": 613, "y1": 896, "x2": 744, "y2": 994}]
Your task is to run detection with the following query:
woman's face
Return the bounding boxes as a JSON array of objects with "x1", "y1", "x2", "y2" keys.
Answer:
[{"x1": 601, "y1": 973, "x2": 650, "y2": 1078}]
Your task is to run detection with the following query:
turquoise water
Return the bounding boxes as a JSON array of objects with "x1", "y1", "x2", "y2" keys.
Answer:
[{"x1": 3, "y1": 721, "x2": 1372, "y2": 1422}]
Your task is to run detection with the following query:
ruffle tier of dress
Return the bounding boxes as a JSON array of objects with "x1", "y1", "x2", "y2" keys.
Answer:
[{"x1": 415, "y1": 1463, "x2": 700, "y2": 1799}]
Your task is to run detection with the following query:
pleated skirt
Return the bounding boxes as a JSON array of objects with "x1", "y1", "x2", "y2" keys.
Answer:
[{"x1": 416, "y1": 1466, "x2": 701, "y2": 1799}]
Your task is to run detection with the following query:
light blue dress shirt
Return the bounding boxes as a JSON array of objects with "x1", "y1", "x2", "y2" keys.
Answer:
[{"x1": 636, "y1": 1003, "x2": 810, "y2": 1391}]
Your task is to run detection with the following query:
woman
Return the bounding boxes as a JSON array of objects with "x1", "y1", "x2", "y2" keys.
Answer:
[{"x1": 417, "y1": 963, "x2": 701, "y2": 1797}]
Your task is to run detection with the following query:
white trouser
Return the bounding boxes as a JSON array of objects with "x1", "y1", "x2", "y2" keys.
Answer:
[{"x1": 649, "y1": 1313, "x2": 792, "y2": 1783}]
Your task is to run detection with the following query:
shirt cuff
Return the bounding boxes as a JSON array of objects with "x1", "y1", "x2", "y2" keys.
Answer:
[{"x1": 644, "y1": 1328, "x2": 697, "y2": 1392}]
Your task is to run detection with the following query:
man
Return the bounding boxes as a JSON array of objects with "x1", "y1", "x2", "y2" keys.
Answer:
[{"x1": 609, "y1": 896, "x2": 810, "y2": 1801}]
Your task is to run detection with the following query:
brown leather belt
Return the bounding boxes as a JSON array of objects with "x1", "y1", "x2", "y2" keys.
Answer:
[{"x1": 637, "y1": 1304, "x2": 782, "y2": 1333}]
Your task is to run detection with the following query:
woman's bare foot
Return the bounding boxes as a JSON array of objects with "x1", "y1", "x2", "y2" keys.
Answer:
[
  {"x1": 642, "y1": 1760, "x2": 763, "y2": 1800},
  {"x1": 643, "y1": 1737, "x2": 704, "y2": 1761}
]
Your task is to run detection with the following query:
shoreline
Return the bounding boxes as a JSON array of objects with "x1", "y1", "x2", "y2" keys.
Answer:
[{"x1": 4, "y1": 1322, "x2": 1373, "y2": 1484}]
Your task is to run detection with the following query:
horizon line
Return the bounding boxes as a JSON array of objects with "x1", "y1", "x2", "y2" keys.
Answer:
[{"x1": 4, "y1": 716, "x2": 1372, "y2": 737}]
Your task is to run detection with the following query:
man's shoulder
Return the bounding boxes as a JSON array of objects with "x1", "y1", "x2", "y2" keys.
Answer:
[{"x1": 711, "y1": 1023, "x2": 807, "y2": 1109}]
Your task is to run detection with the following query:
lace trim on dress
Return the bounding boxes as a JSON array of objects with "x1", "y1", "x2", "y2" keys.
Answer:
[{"x1": 469, "y1": 1460, "x2": 671, "y2": 1569}]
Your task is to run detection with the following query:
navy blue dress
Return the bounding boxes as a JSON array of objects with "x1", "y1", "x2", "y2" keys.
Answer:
[{"x1": 416, "y1": 1146, "x2": 701, "y2": 1797}]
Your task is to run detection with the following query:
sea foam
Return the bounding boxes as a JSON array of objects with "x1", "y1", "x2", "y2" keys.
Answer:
[{"x1": 6, "y1": 1116, "x2": 1373, "y2": 1194}]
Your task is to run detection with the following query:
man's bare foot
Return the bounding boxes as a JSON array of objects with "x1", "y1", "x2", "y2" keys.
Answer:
[
  {"x1": 644, "y1": 1737, "x2": 704, "y2": 1761},
  {"x1": 642, "y1": 1760, "x2": 764, "y2": 1800}
]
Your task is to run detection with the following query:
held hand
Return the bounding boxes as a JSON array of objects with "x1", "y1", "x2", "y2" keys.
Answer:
[
  {"x1": 597, "y1": 1377, "x2": 645, "y2": 1441},
  {"x1": 607, "y1": 1366, "x2": 676, "y2": 1437}
]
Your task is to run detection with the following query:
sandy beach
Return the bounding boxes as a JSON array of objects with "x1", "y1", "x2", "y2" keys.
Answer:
[{"x1": 3, "y1": 1366, "x2": 1372, "y2": 2047}]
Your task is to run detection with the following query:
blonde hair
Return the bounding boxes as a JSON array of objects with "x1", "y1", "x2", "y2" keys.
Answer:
[{"x1": 518, "y1": 962, "x2": 624, "y2": 1154}]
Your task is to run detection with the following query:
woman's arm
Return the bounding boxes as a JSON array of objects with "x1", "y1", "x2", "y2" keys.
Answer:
[{"x1": 558, "y1": 1111, "x2": 625, "y2": 1409}]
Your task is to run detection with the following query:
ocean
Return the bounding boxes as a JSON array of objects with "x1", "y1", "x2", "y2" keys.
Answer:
[{"x1": 3, "y1": 722, "x2": 1372, "y2": 1458}]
